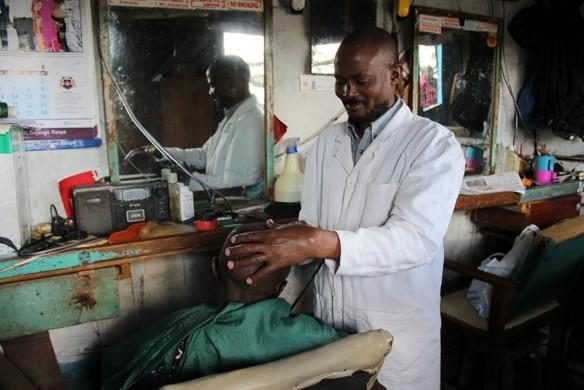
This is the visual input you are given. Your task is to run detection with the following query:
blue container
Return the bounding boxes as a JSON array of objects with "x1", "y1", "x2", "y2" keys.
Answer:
[
  {"x1": 535, "y1": 155, "x2": 555, "y2": 171},
  {"x1": 465, "y1": 146, "x2": 484, "y2": 160}
]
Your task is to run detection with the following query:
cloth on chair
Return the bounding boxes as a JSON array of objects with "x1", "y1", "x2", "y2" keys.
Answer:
[
  {"x1": 100, "y1": 298, "x2": 345, "y2": 390},
  {"x1": 467, "y1": 224, "x2": 540, "y2": 318}
]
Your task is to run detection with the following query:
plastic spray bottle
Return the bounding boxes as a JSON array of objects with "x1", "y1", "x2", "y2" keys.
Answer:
[{"x1": 274, "y1": 138, "x2": 304, "y2": 203}]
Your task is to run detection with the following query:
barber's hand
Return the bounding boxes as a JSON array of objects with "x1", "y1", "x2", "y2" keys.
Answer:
[
  {"x1": 224, "y1": 219, "x2": 339, "y2": 285},
  {"x1": 142, "y1": 145, "x2": 157, "y2": 154}
]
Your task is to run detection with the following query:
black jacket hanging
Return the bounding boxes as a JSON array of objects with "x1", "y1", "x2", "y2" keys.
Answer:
[{"x1": 508, "y1": 0, "x2": 584, "y2": 140}]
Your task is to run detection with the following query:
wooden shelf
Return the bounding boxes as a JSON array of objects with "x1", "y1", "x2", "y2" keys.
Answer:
[
  {"x1": 455, "y1": 192, "x2": 520, "y2": 211},
  {"x1": 474, "y1": 194, "x2": 581, "y2": 233},
  {"x1": 455, "y1": 180, "x2": 581, "y2": 211}
]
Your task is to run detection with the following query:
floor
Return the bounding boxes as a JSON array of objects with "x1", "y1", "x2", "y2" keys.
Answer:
[{"x1": 441, "y1": 316, "x2": 584, "y2": 390}]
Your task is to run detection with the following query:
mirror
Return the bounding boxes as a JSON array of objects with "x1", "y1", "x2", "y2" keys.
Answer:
[
  {"x1": 412, "y1": 7, "x2": 501, "y2": 174},
  {"x1": 310, "y1": 0, "x2": 376, "y2": 74},
  {"x1": 101, "y1": 2, "x2": 266, "y2": 201}
]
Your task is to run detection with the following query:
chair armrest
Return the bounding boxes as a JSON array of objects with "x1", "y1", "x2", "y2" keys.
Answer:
[
  {"x1": 444, "y1": 259, "x2": 519, "y2": 335},
  {"x1": 444, "y1": 259, "x2": 517, "y2": 290}
]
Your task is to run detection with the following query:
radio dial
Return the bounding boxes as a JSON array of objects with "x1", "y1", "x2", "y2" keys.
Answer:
[{"x1": 155, "y1": 187, "x2": 167, "y2": 198}]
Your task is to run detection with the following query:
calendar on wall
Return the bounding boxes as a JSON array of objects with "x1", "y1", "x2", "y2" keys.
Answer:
[
  {"x1": 0, "y1": 0, "x2": 101, "y2": 151},
  {"x1": 0, "y1": 69, "x2": 50, "y2": 119},
  {"x1": 0, "y1": 56, "x2": 96, "y2": 129}
]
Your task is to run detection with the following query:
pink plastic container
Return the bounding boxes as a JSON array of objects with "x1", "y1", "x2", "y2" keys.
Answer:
[{"x1": 534, "y1": 169, "x2": 556, "y2": 185}]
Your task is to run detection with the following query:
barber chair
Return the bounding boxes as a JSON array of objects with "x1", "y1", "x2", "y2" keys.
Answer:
[
  {"x1": 160, "y1": 329, "x2": 392, "y2": 390},
  {"x1": 441, "y1": 216, "x2": 584, "y2": 390}
]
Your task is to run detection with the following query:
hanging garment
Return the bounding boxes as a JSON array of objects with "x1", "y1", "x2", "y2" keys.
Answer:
[{"x1": 508, "y1": 0, "x2": 584, "y2": 140}]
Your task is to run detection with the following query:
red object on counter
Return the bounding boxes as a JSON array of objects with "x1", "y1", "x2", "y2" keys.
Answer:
[
  {"x1": 196, "y1": 219, "x2": 219, "y2": 232},
  {"x1": 58, "y1": 170, "x2": 97, "y2": 218},
  {"x1": 107, "y1": 222, "x2": 147, "y2": 244}
]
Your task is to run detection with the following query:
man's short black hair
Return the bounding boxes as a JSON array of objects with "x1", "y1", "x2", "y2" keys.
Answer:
[
  {"x1": 339, "y1": 27, "x2": 398, "y2": 66},
  {"x1": 208, "y1": 55, "x2": 251, "y2": 82}
]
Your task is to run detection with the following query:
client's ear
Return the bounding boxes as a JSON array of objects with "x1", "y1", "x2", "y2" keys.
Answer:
[{"x1": 211, "y1": 256, "x2": 220, "y2": 280}]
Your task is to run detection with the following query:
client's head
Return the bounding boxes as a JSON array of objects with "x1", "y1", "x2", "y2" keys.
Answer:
[{"x1": 212, "y1": 223, "x2": 290, "y2": 305}]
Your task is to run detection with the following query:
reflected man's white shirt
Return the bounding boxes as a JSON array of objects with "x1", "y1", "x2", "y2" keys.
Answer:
[{"x1": 167, "y1": 95, "x2": 264, "y2": 191}]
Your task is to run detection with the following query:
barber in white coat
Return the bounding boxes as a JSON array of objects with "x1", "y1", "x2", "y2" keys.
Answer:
[
  {"x1": 224, "y1": 28, "x2": 465, "y2": 389},
  {"x1": 167, "y1": 55, "x2": 264, "y2": 191}
]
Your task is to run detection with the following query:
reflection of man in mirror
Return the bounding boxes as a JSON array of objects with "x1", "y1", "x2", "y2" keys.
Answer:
[
  {"x1": 419, "y1": 65, "x2": 437, "y2": 110},
  {"x1": 166, "y1": 55, "x2": 264, "y2": 192}
]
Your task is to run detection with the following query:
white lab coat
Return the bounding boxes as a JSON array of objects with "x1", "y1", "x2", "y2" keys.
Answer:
[
  {"x1": 299, "y1": 100, "x2": 465, "y2": 389},
  {"x1": 167, "y1": 95, "x2": 264, "y2": 191}
]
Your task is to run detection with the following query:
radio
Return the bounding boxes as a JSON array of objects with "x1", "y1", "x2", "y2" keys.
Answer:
[{"x1": 72, "y1": 181, "x2": 170, "y2": 236}]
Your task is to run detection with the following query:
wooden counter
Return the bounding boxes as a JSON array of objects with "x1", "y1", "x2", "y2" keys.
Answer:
[
  {"x1": 0, "y1": 181, "x2": 580, "y2": 340},
  {"x1": 0, "y1": 227, "x2": 233, "y2": 286},
  {"x1": 0, "y1": 228, "x2": 233, "y2": 340},
  {"x1": 2, "y1": 181, "x2": 580, "y2": 285}
]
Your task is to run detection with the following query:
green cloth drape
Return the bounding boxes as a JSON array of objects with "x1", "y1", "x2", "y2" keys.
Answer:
[{"x1": 101, "y1": 298, "x2": 345, "y2": 390}]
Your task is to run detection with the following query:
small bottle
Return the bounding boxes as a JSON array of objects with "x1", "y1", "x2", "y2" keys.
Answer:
[
  {"x1": 167, "y1": 172, "x2": 180, "y2": 222},
  {"x1": 160, "y1": 168, "x2": 171, "y2": 182},
  {"x1": 274, "y1": 138, "x2": 304, "y2": 203},
  {"x1": 177, "y1": 184, "x2": 195, "y2": 222}
]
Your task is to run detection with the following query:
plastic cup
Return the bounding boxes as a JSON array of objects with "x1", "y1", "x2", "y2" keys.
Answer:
[
  {"x1": 534, "y1": 169, "x2": 556, "y2": 185},
  {"x1": 535, "y1": 155, "x2": 555, "y2": 171}
]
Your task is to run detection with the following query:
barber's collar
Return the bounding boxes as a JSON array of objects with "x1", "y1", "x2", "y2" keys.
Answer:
[{"x1": 347, "y1": 98, "x2": 402, "y2": 141}]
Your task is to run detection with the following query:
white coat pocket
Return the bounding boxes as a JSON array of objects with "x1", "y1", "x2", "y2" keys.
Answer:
[
  {"x1": 356, "y1": 308, "x2": 426, "y2": 384},
  {"x1": 361, "y1": 182, "x2": 398, "y2": 227}
]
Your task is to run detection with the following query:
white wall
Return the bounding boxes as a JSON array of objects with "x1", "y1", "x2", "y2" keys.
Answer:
[
  {"x1": 21, "y1": 2, "x2": 109, "y2": 226},
  {"x1": 25, "y1": 148, "x2": 108, "y2": 224},
  {"x1": 272, "y1": 1, "x2": 346, "y2": 173}
]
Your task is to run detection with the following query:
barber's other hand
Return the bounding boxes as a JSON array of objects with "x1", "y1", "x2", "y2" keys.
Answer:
[{"x1": 224, "y1": 219, "x2": 339, "y2": 285}]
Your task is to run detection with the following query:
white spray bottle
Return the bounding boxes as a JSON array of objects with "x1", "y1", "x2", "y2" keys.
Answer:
[{"x1": 274, "y1": 138, "x2": 304, "y2": 203}]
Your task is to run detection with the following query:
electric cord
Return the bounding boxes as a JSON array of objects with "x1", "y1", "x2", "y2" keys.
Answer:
[
  {"x1": 290, "y1": 262, "x2": 324, "y2": 311},
  {"x1": 0, "y1": 235, "x2": 101, "y2": 275},
  {"x1": 50, "y1": 204, "x2": 74, "y2": 236},
  {"x1": 17, "y1": 230, "x2": 89, "y2": 257},
  {"x1": 0, "y1": 237, "x2": 18, "y2": 253},
  {"x1": 14, "y1": 204, "x2": 87, "y2": 257},
  {"x1": 118, "y1": 142, "x2": 147, "y2": 176}
]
